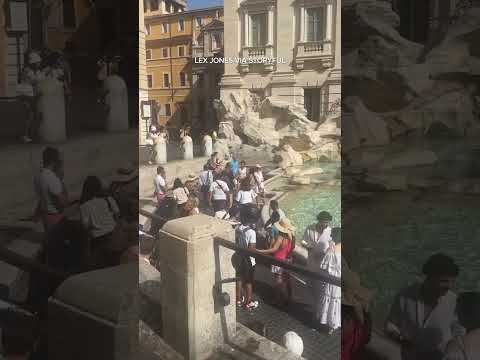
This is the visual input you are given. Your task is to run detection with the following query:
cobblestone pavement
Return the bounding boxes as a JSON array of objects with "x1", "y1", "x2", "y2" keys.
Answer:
[{"x1": 237, "y1": 264, "x2": 340, "y2": 360}]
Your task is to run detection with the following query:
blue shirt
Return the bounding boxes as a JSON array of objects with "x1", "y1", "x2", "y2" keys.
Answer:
[{"x1": 230, "y1": 159, "x2": 239, "y2": 176}]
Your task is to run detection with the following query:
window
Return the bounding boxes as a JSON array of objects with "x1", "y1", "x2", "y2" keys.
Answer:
[
  {"x1": 196, "y1": 17, "x2": 203, "y2": 27},
  {"x1": 178, "y1": 18, "x2": 185, "y2": 32},
  {"x1": 306, "y1": 7, "x2": 324, "y2": 42},
  {"x1": 251, "y1": 13, "x2": 267, "y2": 47},
  {"x1": 180, "y1": 72, "x2": 186, "y2": 87},
  {"x1": 211, "y1": 33, "x2": 221, "y2": 50},
  {"x1": 162, "y1": 48, "x2": 169, "y2": 57},
  {"x1": 145, "y1": 24, "x2": 150, "y2": 35},
  {"x1": 178, "y1": 46, "x2": 185, "y2": 57},
  {"x1": 165, "y1": 103, "x2": 171, "y2": 116},
  {"x1": 163, "y1": 73, "x2": 170, "y2": 88},
  {"x1": 150, "y1": 0, "x2": 158, "y2": 11},
  {"x1": 63, "y1": 0, "x2": 76, "y2": 28},
  {"x1": 197, "y1": 73, "x2": 204, "y2": 88},
  {"x1": 215, "y1": 10, "x2": 220, "y2": 19},
  {"x1": 304, "y1": 88, "x2": 321, "y2": 122},
  {"x1": 165, "y1": 1, "x2": 171, "y2": 13},
  {"x1": 162, "y1": 22, "x2": 169, "y2": 33},
  {"x1": 143, "y1": 0, "x2": 147, "y2": 12},
  {"x1": 147, "y1": 75, "x2": 153, "y2": 88},
  {"x1": 146, "y1": 49, "x2": 152, "y2": 60}
]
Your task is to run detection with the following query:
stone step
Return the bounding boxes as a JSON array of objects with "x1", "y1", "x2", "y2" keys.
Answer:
[{"x1": 0, "y1": 238, "x2": 43, "y2": 303}]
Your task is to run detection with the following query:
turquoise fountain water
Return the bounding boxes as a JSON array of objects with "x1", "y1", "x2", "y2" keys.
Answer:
[{"x1": 269, "y1": 161, "x2": 341, "y2": 239}]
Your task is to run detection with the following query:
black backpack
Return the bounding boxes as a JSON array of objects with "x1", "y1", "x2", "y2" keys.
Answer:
[
  {"x1": 232, "y1": 225, "x2": 253, "y2": 269},
  {"x1": 200, "y1": 171, "x2": 212, "y2": 193}
]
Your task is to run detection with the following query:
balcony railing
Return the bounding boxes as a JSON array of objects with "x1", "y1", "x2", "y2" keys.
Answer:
[
  {"x1": 295, "y1": 40, "x2": 333, "y2": 69},
  {"x1": 247, "y1": 47, "x2": 266, "y2": 57}
]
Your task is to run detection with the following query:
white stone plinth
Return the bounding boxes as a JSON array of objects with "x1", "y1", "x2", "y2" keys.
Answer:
[
  {"x1": 182, "y1": 136, "x2": 194, "y2": 160},
  {"x1": 103, "y1": 75, "x2": 129, "y2": 132},
  {"x1": 159, "y1": 214, "x2": 236, "y2": 360},
  {"x1": 203, "y1": 135, "x2": 213, "y2": 157},
  {"x1": 155, "y1": 137, "x2": 167, "y2": 165},
  {"x1": 37, "y1": 78, "x2": 66, "y2": 143}
]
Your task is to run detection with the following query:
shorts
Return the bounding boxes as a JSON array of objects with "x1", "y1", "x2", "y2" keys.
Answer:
[{"x1": 236, "y1": 261, "x2": 255, "y2": 284}]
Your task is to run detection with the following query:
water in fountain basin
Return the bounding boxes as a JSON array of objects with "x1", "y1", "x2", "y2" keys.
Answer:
[{"x1": 270, "y1": 161, "x2": 341, "y2": 239}]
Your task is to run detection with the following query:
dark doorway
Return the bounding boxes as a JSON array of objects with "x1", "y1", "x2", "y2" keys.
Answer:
[{"x1": 304, "y1": 88, "x2": 321, "y2": 122}]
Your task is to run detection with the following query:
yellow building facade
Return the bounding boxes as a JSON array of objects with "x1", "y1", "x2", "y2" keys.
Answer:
[{"x1": 145, "y1": 4, "x2": 223, "y2": 130}]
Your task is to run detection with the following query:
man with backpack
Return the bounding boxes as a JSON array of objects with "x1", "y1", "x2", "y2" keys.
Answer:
[
  {"x1": 208, "y1": 172, "x2": 232, "y2": 214},
  {"x1": 234, "y1": 204, "x2": 260, "y2": 310},
  {"x1": 199, "y1": 165, "x2": 213, "y2": 209}
]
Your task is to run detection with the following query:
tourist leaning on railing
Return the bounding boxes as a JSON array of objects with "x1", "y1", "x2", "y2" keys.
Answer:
[{"x1": 256, "y1": 218, "x2": 296, "y2": 308}]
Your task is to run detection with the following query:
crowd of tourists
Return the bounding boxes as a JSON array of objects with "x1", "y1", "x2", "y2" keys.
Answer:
[{"x1": 32, "y1": 146, "x2": 136, "y2": 273}]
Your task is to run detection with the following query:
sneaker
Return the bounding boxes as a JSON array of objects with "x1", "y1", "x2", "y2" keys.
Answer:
[{"x1": 245, "y1": 301, "x2": 259, "y2": 310}]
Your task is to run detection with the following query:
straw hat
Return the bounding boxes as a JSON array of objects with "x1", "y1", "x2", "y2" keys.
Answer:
[
  {"x1": 186, "y1": 173, "x2": 198, "y2": 181},
  {"x1": 342, "y1": 269, "x2": 373, "y2": 309},
  {"x1": 274, "y1": 218, "x2": 295, "y2": 234},
  {"x1": 255, "y1": 164, "x2": 262, "y2": 168}
]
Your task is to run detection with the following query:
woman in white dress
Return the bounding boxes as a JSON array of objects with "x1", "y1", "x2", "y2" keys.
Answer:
[
  {"x1": 316, "y1": 241, "x2": 342, "y2": 333},
  {"x1": 101, "y1": 63, "x2": 129, "y2": 132}
]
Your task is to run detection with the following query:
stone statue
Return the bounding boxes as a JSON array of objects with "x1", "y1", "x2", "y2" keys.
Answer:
[
  {"x1": 155, "y1": 136, "x2": 167, "y2": 165},
  {"x1": 182, "y1": 135, "x2": 193, "y2": 160},
  {"x1": 102, "y1": 66, "x2": 129, "y2": 132},
  {"x1": 37, "y1": 77, "x2": 66, "y2": 143},
  {"x1": 203, "y1": 135, "x2": 213, "y2": 157}
]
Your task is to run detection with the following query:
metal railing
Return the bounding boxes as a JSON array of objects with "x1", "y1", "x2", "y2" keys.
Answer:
[{"x1": 140, "y1": 209, "x2": 341, "y2": 287}]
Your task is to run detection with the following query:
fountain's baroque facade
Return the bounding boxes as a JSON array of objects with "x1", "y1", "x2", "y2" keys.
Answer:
[{"x1": 217, "y1": 0, "x2": 341, "y2": 166}]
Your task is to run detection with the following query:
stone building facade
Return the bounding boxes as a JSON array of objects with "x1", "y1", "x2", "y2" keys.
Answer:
[
  {"x1": 191, "y1": 17, "x2": 224, "y2": 133},
  {"x1": 144, "y1": 2, "x2": 224, "y2": 137},
  {"x1": 221, "y1": 0, "x2": 341, "y2": 124}
]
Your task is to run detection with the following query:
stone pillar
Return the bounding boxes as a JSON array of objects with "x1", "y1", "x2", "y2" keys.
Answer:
[
  {"x1": 203, "y1": 135, "x2": 213, "y2": 157},
  {"x1": 267, "y1": 6, "x2": 274, "y2": 46},
  {"x1": 159, "y1": 215, "x2": 236, "y2": 360},
  {"x1": 182, "y1": 135, "x2": 193, "y2": 160},
  {"x1": 245, "y1": 12, "x2": 251, "y2": 47},
  {"x1": 37, "y1": 78, "x2": 67, "y2": 143},
  {"x1": 299, "y1": 7, "x2": 305, "y2": 42},
  {"x1": 326, "y1": 3, "x2": 333, "y2": 40},
  {"x1": 155, "y1": 136, "x2": 167, "y2": 164}
]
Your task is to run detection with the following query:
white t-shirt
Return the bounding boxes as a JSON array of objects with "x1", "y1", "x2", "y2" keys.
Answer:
[
  {"x1": 154, "y1": 174, "x2": 166, "y2": 195},
  {"x1": 237, "y1": 224, "x2": 257, "y2": 266},
  {"x1": 173, "y1": 187, "x2": 189, "y2": 205},
  {"x1": 304, "y1": 225, "x2": 332, "y2": 269},
  {"x1": 236, "y1": 190, "x2": 256, "y2": 204},
  {"x1": 210, "y1": 180, "x2": 229, "y2": 200},
  {"x1": 80, "y1": 196, "x2": 119, "y2": 238},
  {"x1": 237, "y1": 167, "x2": 248, "y2": 179},
  {"x1": 33, "y1": 168, "x2": 64, "y2": 214}
]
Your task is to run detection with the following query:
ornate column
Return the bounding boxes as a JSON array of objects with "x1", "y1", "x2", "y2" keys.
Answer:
[
  {"x1": 299, "y1": 6, "x2": 305, "y2": 42},
  {"x1": 244, "y1": 11, "x2": 250, "y2": 47},
  {"x1": 267, "y1": 5, "x2": 274, "y2": 46},
  {"x1": 326, "y1": 2, "x2": 333, "y2": 40}
]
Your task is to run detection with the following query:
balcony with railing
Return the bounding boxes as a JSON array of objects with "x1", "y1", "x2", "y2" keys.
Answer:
[
  {"x1": 240, "y1": 45, "x2": 275, "y2": 73},
  {"x1": 295, "y1": 40, "x2": 334, "y2": 70}
]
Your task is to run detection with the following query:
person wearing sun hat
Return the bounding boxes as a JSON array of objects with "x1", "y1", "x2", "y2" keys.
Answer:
[
  {"x1": 303, "y1": 211, "x2": 334, "y2": 271},
  {"x1": 257, "y1": 218, "x2": 296, "y2": 307},
  {"x1": 342, "y1": 268, "x2": 374, "y2": 360}
]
